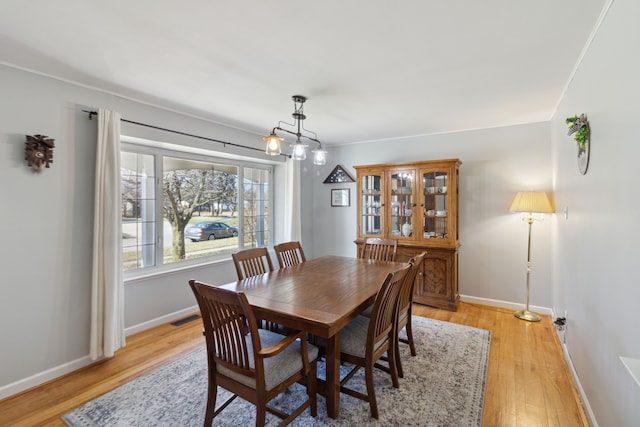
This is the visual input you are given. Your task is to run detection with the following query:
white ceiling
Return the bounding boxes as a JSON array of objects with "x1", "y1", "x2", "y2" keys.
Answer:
[{"x1": 1, "y1": 0, "x2": 607, "y2": 146}]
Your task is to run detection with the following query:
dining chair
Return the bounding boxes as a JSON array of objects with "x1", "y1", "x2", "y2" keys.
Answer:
[
  {"x1": 361, "y1": 252, "x2": 425, "y2": 378},
  {"x1": 232, "y1": 248, "x2": 280, "y2": 332},
  {"x1": 273, "y1": 241, "x2": 307, "y2": 269},
  {"x1": 232, "y1": 247, "x2": 274, "y2": 279},
  {"x1": 189, "y1": 280, "x2": 318, "y2": 427},
  {"x1": 394, "y1": 251, "x2": 426, "y2": 378},
  {"x1": 360, "y1": 237, "x2": 398, "y2": 262},
  {"x1": 337, "y1": 264, "x2": 410, "y2": 419}
]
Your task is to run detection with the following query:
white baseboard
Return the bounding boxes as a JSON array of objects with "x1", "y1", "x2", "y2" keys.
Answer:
[
  {"x1": 460, "y1": 294, "x2": 553, "y2": 316},
  {"x1": 124, "y1": 305, "x2": 199, "y2": 336},
  {"x1": 551, "y1": 308, "x2": 598, "y2": 427},
  {"x1": 0, "y1": 354, "x2": 101, "y2": 400},
  {"x1": 0, "y1": 305, "x2": 200, "y2": 401}
]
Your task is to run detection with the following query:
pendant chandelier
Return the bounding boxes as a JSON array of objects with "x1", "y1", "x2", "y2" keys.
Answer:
[{"x1": 263, "y1": 95, "x2": 327, "y2": 165}]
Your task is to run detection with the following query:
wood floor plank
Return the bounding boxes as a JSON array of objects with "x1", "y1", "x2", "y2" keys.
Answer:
[
  {"x1": 0, "y1": 302, "x2": 588, "y2": 426},
  {"x1": 412, "y1": 302, "x2": 587, "y2": 427}
]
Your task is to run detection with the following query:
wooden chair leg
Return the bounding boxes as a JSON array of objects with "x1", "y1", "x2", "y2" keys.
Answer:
[
  {"x1": 309, "y1": 361, "x2": 318, "y2": 417},
  {"x1": 388, "y1": 345, "x2": 400, "y2": 389},
  {"x1": 256, "y1": 403, "x2": 266, "y2": 427},
  {"x1": 204, "y1": 381, "x2": 217, "y2": 426},
  {"x1": 365, "y1": 363, "x2": 379, "y2": 419},
  {"x1": 395, "y1": 334, "x2": 405, "y2": 378},
  {"x1": 406, "y1": 317, "x2": 417, "y2": 356}
]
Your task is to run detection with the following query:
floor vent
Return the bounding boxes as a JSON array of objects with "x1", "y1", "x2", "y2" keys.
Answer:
[{"x1": 171, "y1": 314, "x2": 201, "y2": 326}]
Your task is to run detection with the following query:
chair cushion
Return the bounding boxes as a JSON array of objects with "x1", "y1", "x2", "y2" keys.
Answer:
[
  {"x1": 217, "y1": 329, "x2": 318, "y2": 391},
  {"x1": 339, "y1": 315, "x2": 383, "y2": 358},
  {"x1": 360, "y1": 305, "x2": 373, "y2": 318}
]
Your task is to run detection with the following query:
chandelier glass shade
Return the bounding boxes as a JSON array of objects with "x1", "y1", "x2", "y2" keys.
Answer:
[
  {"x1": 312, "y1": 147, "x2": 327, "y2": 165},
  {"x1": 263, "y1": 132, "x2": 283, "y2": 156},
  {"x1": 291, "y1": 139, "x2": 308, "y2": 161}
]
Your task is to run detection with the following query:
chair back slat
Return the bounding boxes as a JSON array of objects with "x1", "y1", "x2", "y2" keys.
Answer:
[
  {"x1": 397, "y1": 252, "x2": 426, "y2": 317},
  {"x1": 362, "y1": 238, "x2": 398, "y2": 262},
  {"x1": 189, "y1": 281, "x2": 259, "y2": 379},
  {"x1": 369, "y1": 264, "x2": 410, "y2": 348},
  {"x1": 232, "y1": 247, "x2": 274, "y2": 279},
  {"x1": 274, "y1": 241, "x2": 307, "y2": 268}
]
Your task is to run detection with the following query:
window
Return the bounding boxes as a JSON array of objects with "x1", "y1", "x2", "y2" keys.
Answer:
[
  {"x1": 243, "y1": 167, "x2": 270, "y2": 248},
  {"x1": 121, "y1": 152, "x2": 156, "y2": 270},
  {"x1": 121, "y1": 143, "x2": 272, "y2": 274}
]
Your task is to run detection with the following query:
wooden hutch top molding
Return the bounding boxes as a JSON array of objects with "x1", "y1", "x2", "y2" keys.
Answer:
[{"x1": 354, "y1": 158, "x2": 461, "y2": 170}]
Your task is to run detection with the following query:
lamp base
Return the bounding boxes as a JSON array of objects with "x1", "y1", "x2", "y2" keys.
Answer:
[{"x1": 514, "y1": 309, "x2": 541, "y2": 322}]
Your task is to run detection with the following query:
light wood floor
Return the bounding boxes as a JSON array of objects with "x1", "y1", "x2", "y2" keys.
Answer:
[{"x1": 0, "y1": 302, "x2": 588, "y2": 427}]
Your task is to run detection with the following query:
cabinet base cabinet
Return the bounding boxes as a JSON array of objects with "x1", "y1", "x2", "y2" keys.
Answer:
[
  {"x1": 413, "y1": 248, "x2": 459, "y2": 311},
  {"x1": 355, "y1": 241, "x2": 459, "y2": 311}
]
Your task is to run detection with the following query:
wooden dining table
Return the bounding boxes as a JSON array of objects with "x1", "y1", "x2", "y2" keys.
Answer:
[{"x1": 217, "y1": 255, "x2": 404, "y2": 419}]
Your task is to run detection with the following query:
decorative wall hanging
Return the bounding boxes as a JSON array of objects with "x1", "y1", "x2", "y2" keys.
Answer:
[
  {"x1": 331, "y1": 188, "x2": 350, "y2": 207},
  {"x1": 565, "y1": 114, "x2": 590, "y2": 175},
  {"x1": 25, "y1": 134, "x2": 55, "y2": 172},
  {"x1": 323, "y1": 165, "x2": 355, "y2": 183}
]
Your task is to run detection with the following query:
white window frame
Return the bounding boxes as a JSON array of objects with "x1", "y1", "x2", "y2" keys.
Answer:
[{"x1": 121, "y1": 140, "x2": 274, "y2": 281}]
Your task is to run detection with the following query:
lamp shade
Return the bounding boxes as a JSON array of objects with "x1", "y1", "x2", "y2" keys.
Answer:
[
  {"x1": 291, "y1": 142, "x2": 307, "y2": 160},
  {"x1": 312, "y1": 148, "x2": 327, "y2": 165},
  {"x1": 509, "y1": 191, "x2": 554, "y2": 213},
  {"x1": 263, "y1": 132, "x2": 283, "y2": 156}
]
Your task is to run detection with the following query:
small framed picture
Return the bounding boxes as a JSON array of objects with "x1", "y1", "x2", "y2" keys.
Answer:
[{"x1": 331, "y1": 188, "x2": 350, "y2": 207}]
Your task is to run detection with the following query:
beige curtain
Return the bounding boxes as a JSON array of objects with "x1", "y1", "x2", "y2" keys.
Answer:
[
  {"x1": 90, "y1": 108, "x2": 125, "y2": 360},
  {"x1": 284, "y1": 158, "x2": 302, "y2": 242}
]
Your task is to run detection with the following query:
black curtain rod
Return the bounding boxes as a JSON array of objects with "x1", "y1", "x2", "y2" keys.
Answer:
[{"x1": 82, "y1": 110, "x2": 290, "y2": 159}]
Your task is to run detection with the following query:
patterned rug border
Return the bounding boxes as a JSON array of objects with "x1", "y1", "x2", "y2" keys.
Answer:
[{"x1": 63, "y1": 317, "x2": 491, "y2": 427}]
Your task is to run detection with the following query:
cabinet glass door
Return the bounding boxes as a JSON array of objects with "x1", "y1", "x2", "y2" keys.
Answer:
[
  {"x1": 422, "y1": 170, "x2": 449, "y2": 240},
  {"x1": 360, "y1": 172, "x2": 383, "y2": 236},
  {"x1": 390, "y1": 170, "x2": 415, "y2": 238}
]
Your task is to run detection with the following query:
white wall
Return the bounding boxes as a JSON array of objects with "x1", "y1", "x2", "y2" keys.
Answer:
[
  {"x1": 307, "y1": 122, "x2": 555, "y2": 309},
  {"x1": 0, "y1": 64, "x2": 287, "y2": 397},
  {"x1": 551, "y1": 0, "x2": 640, "y2": 425}
]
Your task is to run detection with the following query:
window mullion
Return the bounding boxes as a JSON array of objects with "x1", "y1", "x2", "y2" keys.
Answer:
[
  {"x1": 155, "y1": 157, "x2": 163, "y2": 267},
  {"x1": 238, "y1": 167, "x2": 245, "y2": 250}
]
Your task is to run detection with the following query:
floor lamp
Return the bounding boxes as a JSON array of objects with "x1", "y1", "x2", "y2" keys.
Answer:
[{"x1": 510, "y1": 191, "x2": 554, "y2": 322}]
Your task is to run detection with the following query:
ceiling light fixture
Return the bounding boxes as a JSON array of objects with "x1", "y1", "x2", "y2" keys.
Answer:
[{"x1": 264, "y1": 95, "x2": 327, "y2": 165}]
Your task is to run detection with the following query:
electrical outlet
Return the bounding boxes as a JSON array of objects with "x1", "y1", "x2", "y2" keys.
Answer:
[{"x1": 554, "y1": 311, "x2": 568, "y2": 344}]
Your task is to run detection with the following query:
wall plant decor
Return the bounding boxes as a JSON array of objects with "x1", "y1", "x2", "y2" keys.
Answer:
[
  {"x1": 25, "y1": 134, "x2": 55, "y2": 172},
  {"x1": 566, "y1": 114, "x2": 590, "y2": 175}
]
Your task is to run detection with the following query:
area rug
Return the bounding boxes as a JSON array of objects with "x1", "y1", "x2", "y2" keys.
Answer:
[{"x1": 63, "y1": 317, "x2": 490, "y2": 427}]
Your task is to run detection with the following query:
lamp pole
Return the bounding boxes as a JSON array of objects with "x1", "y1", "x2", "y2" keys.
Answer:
[{"x1": 514, "y1": 213, "x2": 541, "y2": 322}]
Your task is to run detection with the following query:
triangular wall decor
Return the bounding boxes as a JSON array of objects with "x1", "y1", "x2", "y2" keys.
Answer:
[{"x1": 323, "y1": 165, "x2": 355, "y2": 184}]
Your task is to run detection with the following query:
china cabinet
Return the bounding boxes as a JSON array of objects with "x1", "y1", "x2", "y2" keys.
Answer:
[{"x1": 354, "y1": 159, "x2": 461, "y2": 311}]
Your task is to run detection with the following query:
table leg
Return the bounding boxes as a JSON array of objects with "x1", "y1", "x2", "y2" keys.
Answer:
[{"x1": 325, "y1": 333, "x2": 340, "y2": 418}]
